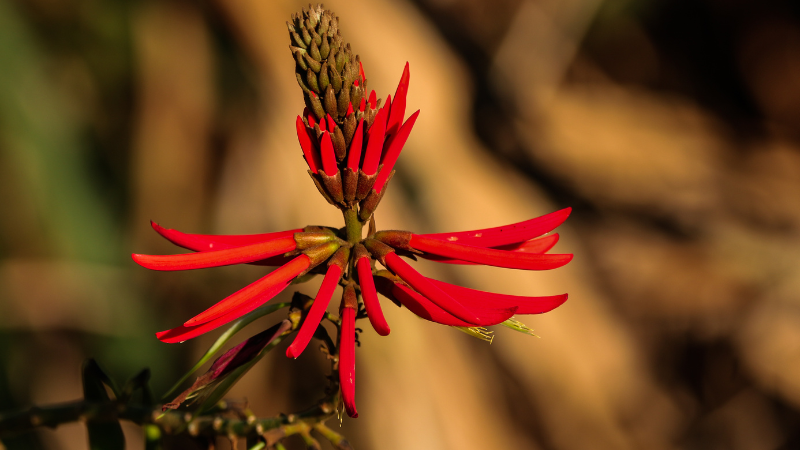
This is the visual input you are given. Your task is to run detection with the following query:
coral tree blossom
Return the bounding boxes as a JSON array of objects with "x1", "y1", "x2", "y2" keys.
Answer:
[{"x1": 133, "y1": 5, "x2": 572, "y2": 419}]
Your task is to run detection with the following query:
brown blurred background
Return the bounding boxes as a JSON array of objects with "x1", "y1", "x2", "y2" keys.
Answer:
[{"x1": 2, "y1": 0, "x2": 800, "y2": 448}]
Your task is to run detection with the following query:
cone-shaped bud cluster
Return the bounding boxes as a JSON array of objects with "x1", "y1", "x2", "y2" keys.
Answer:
[{"x1": 290, "y1": 7, "x2": 418, "y2": 221}]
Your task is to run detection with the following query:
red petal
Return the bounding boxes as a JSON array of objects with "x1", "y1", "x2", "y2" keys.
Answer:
[
  {"x1": 320, "y1": 132, "x2": 338, "y2": 176},
  {"x1": 358, "y1": 60, "x2": 366, "y2": 84},
  {"x1": 359, "y1": 97, "x2": 366, "y2": 112},
  {"x1": 386, "y1": 62, "x2": 409, "y2": 138},
  {"x1": 149, "y1": 222, "x2": 296, "y2": 266},
  {"x1": 326, "y1": 114, "x2": 336, "y2": 133},
  {"x1": 373, "y1": 110, "x2": 419, "y2": 193},
  {"x1": 368, "y1": 90, "x2": 377, "y2": 109},
  {"x1": 421, "y1": 208, "x2": 571, "y2": 246},
  {"x1": 151, "y1": 222, "x2": 301, "y2": 250},
  {"x1": 184, "y1": 255, "x2": 311, "y2": 326},
  {"x1": 346, "y1": 119, "x2": 365, "y2": 171},
  {"x1": 383, "y1": 252, "x2": 481, "y2": 324},
  {"x1": 420, "y1": 233, "x2": 560, "y2": 265},
  {"x1": 376, "y1": 279, "x2": 515, "y2": 326},
  {"x1": 409, "y1": 234, "x2": 572, "y2": 271},
  {"x1": 286, "y1": 264, "x2": 342, "y2": 358},
  {"x1": 361, "y1": 107, "x2": 387, "y2": 175},
  {"x1": 428, "y1": 277, "x2": 568, "y2": 314},
  {"x1": 356, "y1": 257, "x2": 390, "y2": 336},
  {"x1": 346, "y1": 102, "x2": 354, "y2": 116},
  {"x1": 296, "y1": 116, "x2": 320, "y2": 173},
  {"x1": 155, "y1": 279, "x2": 292, "y2": 343},
  {"x1": 132, "y1": 235, "x2": 297, "y2": 271},
  {"x1": 340, "y1": 306, "x2": 358, "y2": 418}
]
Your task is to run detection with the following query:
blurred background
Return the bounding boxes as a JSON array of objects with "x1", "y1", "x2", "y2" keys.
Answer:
[{"x1": 1, "y1": 0, "x2": 800, "y2": 448}]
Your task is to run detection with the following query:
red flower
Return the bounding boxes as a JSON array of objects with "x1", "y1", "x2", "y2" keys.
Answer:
[{"x1": 135, "y1": 6, "x2": 573, "y2": 419}]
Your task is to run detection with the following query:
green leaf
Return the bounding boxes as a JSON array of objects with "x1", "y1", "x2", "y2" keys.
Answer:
[
  {"x1": 196, "y1": 325, "x2": 293, "y2": 414},
  {"x1": 81, "y1": 359, "x2": 125, "y2": 450},
  {"x1": 161, "y1": 302, "x2": 290, "y2": 401}
]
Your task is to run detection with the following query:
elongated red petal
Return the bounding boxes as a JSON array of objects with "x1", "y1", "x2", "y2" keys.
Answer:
[
  {"x1": 346, "y1": 119, "x2": 365, "y2": 171},
  {"x1": 320, "y1": 132, "x2": 338, "y2": 176},
  {"x1": 420, "y1": 233, "x2": 560, "y2": 265},
  {"x1": 428, "y1": 277, "x2": 568, "y2": 314},
  {"x1": 296, "y1": 116, "x2": 320, "y2": 173},
  {"x1": 340, "y1": 306, "x2": 358, "y2": 418},
  {"x1": 326, "y1": 114, "x2": 336, "y2": 133},
  {"x1": 155, "y1": 279, "x2": 292, "y2": 343},
  {"x1": 386, "y1": 62, "x2": 409, "y2": 138},
  {"x1": 421, "y1": 208, "x2": 571, "y2": 247},
  {"x1": 375, "y1": 279, "x2": 515, "y2": 326},
  {"x1": 305, "y1": 108, "x2": 316, "y2": 127},
  {"x1": 151, "y1": 222, "x2": 301, "y2": 251},
  {"x1": 184, "y1": 255, "x2": 311, "y2": 326},
  {"x1": 286, "y1": 264, "x2": 342, "y2": 358},
  {"x1": 132, "y1": 235, "x2": 297, "y2": 271},
  {"x1": 373, "y1": 110, "x2": 419, "y2": 193},
  {"x1": 383, "y1": 252, "x2": 480, "y2": 324},
  {"x1": 356, "y1": 257, "x2": 389, "y2": 336},
  {"x1": 361, "y1": 107, "x2": 387, "y2": 175},
  {"x1": 409, "y1": 234, "x2": 572, "y2": 270}
]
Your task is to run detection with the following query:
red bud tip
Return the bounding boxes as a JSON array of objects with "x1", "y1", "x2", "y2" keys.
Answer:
[
  {"x1": 346, "y1": 119, "x2": 365, "y2": 171},
  {"x1": 286, "y1": 264, "x2": 342, "y2": 358},
  {"x1": 306, "y1": 109, "x2": 316, "y2": 127},
  {"x1": 296, "y1": 116, "x2": 320, "y2": 173},
  {"x1": 320, "y1": 132, "x2": 338, "y2": 176},
  {"x1": 368, "y1": 90, "x2": 377, "y2": 109},
  {"x1": 346, "y1": 102, "x2": 354, "y2": 116},
  {"x1": 387, "y1": 63, "x2": 410, "y2": 137},
  {"x1": 359, "y1": 60, "x2": 366, "y2": 83},
  {"x1": 373, "y1": 110, "x2": 419, "y2": 193},
  {"x1": 326, "y1": 114, "x2": 336, "y2": 132},
  {"x1": 359, "y1": 97, "x2": 366, "y2": 112},
  {"x1": 361, "y1": 108, "x2": 387, "y2": 175}
]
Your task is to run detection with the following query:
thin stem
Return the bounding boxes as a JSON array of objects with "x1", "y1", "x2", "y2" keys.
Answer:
[{"x1": 342, "y1": 208, "x2": 363, "y2": 245}]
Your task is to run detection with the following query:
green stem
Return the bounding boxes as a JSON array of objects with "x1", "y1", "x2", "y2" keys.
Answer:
[{"x1": 342, "y1": 208, "x2": 362, "y2": 245}]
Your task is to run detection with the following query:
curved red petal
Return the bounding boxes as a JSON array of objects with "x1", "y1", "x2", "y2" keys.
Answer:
[
  {"x1": 368, "y1": 90, "x2": 377, "y2": 109},
  {"x1": 376, "y1": 279, "x2": 516, "y2": 326},
  {"x1": 155, "y1": 279, "x2": 292, "y2": 343},
  {"x1": 132, "y1": 235, "x2": 297, "y2": 271},
  {"x1": 409, "y1": 234, "x2": 572, "y2": 271},
  {"x1": 150, "y1": 222, "x2": 301, "y2": 251},
  {"x1": 373, "y1": 110, "x2": 419, "y2": 193},
  {"x1": 428, "y1": 277, "x2": 568, "y2": 314},
  {"x1": 296, "y1": 116, "x2": 320, "y2": 173},
  {"x1": 383, "y1": 252, "x2": 480, "y2": 324},
  {"x1": 184, "y1": 255, "x2": 311, "y2": 326},
  {"x1": 419, "y1": 233, "x2": 560, "y2": 265},
  {"x1": 286, "y1": 264, "x2": 342, "y2": 358},
  {"x1": 421, "y1": 208, "x2": 571, "y2": 247},
  {"x1": 356, "y1": 257, "x2": 390, "y2": 336},
  {"x1": 340, "y1": 306, "x2": 358, "y2": 418}
]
